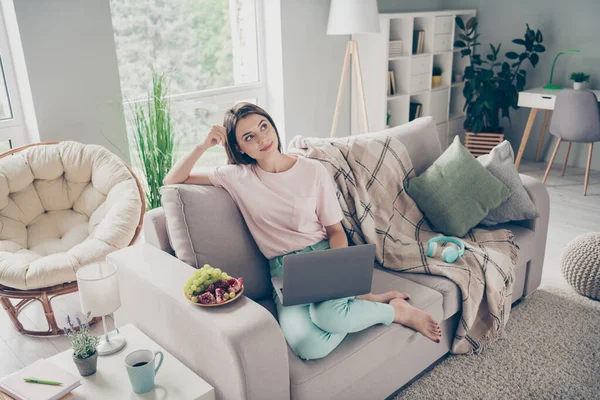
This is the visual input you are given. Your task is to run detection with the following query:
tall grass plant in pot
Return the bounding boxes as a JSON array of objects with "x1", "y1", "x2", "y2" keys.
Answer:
[
  {"x1": 130, "y1": 71, "x2": 177, "y2": 210},
  {"x1": 454, "y1": 17, "x2": 545, "y2": 155}
]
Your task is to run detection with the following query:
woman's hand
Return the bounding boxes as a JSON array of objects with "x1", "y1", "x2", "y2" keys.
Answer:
[{"x1": 198, "y1": 125, "x2": 227, "y2": 150}]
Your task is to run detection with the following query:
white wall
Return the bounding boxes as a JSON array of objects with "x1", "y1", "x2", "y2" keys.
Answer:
[
  {"x1": 279, "y1": 0, "x2": 350, "y2": 146},
  {"x1": 279, "y1": 0, "x2": 446, "y2": 147},
  {"x1": 13, "y1": 0, "x2": 129, "y2": 161}
]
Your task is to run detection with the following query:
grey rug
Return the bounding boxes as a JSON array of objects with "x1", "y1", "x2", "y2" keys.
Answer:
[{"x1": 391, "y1": 285, "x2": 600, "y2": 400}]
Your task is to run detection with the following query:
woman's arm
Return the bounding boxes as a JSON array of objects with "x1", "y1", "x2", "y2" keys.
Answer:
[
  {"x1": 325, "y1": 222, "x2": 348, "y2": 249},
  {"x1": 163, "y1": 125, "x2": 227, "y2": 185}
]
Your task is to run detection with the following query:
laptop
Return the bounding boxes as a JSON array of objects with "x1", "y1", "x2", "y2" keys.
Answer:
[{"x1": 271, "y1": 244, "x2": 376, "y2": 306}]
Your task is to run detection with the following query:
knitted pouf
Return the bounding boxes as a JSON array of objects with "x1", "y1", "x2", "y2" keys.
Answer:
[{"x1": 561, "y1": 232, "x2": 600, "y2": 300}]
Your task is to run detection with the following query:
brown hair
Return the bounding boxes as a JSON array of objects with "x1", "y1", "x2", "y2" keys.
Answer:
[{"x1": 223, "y1": 102, "x2": 283, "y2": 165}]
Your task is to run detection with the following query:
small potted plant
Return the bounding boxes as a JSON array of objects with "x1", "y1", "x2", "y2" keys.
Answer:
[
  {"x1": 569, "y1": 72, "x2": 590, "y2": 90},
  {"x1": 64, "y1": 313, "x2": 100, "y2": 376},
  {"x1": 432, "y1": 66, "x2": 443, "y2": 88}
]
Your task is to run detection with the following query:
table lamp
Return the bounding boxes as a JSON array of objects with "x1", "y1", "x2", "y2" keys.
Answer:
[
  {"x1": 76, "y1": 261, "x2": 126, "y2": 356},
  {"x1": 327, "y1": 0, "x2": 380, "y2": 137},
  {"x1": 544, "y1": 50, "x2": 581, "y2": 90}
]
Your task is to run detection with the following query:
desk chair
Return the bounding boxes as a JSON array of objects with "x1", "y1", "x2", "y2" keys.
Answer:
[{"x1": 543, "y1": 89, "x2": 600, "y2": 195}]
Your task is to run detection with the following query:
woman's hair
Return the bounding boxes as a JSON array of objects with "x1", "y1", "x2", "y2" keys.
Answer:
[{"x1": 223, "y1": 102, "x2": 283, "y2": 165}]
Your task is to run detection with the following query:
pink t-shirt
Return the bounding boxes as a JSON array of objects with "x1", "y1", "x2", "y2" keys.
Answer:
[{"x1": 208, "y1": 155, "x2": 343, "y2": 259}]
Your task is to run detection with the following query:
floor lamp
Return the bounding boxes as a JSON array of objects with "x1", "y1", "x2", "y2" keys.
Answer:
[{"x1": 327, "y1": 0, "x2": 380, "y2": 138}]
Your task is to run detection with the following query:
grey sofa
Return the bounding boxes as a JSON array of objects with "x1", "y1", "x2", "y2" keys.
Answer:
[{"x1": 108, "y1": 117, "x2": 550, "y2": 400}]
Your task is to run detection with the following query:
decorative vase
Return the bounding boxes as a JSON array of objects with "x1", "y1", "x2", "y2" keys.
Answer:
[
  {"x1": 432, "y1": 75, "x2": 442, "y2": 88},
  {"x1": 465, "y1": 132, "x2": 504, "y2": 156},
  {"x1": 573, "y1": 82, "x2": 583, "y2": 90},
  {"x1": 73, "y1": 351, "x2": 98, "y2": 376}
]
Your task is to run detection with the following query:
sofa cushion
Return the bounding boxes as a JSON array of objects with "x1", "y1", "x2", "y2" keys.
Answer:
[
  {"x1": 400, "y1": 223, "x2": 536, "y2": 319},
  {"x1": 258, "y1": 268, "x2": 443, "y2": 400},
  {"x1": 362, "y1": 116, "x2": 442, "y2": 176},
  {"x1": 477, "y1": 141, "x2": 539, "y2": 225},
  {"x1": 405, "y1": 136, "x2": 512, "y2": 237},
  {"x1": 160, "y1": 184, "x2": 272, "y2": 301}
]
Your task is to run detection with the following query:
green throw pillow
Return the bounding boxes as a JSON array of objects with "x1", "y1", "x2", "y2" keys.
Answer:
[{"x1": 406, "y1": 136, "x2": 512, "y2": 237}]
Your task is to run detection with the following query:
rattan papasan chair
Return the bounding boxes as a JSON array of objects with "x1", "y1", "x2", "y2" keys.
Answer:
[{"x1": 0, "y1": 142, "x2": 144, "y2": 336}]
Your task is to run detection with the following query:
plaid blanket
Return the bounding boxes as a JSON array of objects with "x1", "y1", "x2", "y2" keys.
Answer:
[{"x1": 288, "y1": 134, "x2": 517, "y2": 354}]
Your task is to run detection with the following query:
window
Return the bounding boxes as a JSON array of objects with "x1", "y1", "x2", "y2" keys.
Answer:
[
  {"x1": 0, "y1": 4, "x2": 29, "y2": 153},
  {"x1": 109, "y1": 0, "x2": 264, "y2": 167}
]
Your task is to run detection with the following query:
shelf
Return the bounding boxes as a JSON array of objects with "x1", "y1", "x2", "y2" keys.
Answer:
[
  {"x1": 411, "y1": 53, "x2": 431, "y2": 58},
  {"x1": 449, "y1": 113, "x2": 466, "y2": 121},
  {"x1": 431, "y1": 85, "x2": 450, "y2": 92},
  {"x1": 387, "y1": 94, "x2": 408, "y2": 100},
  {"x1": 410, "y1": 89, "x2": 430, "y2": 96},
  {"x1": 388, "y1": 55, "x2": 410, "y2": 61},
  {"x1": 451, "y1": 81, "x2": 464, "y2": 87},
  {"x1": 434, "y1": 51, "x2": 453, "y2": 55}
]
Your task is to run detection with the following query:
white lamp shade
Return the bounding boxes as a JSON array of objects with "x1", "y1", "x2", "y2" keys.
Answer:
[
  {"x1": 327, "y1": 0, "x2": 380, "y2": 35},
  {"x1": 76, "y1": 262, "x2": 121, "y2": 317}
]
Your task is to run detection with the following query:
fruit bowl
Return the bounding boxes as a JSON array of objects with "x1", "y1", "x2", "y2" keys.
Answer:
[
  {"x1": 185, "y1": 286, "x2": 244, "y2": 307},
  {"x1": 183, "y1": 264, "x2": 244, "y2": 306}
]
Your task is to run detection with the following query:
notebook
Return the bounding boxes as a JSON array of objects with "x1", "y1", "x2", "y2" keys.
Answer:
[{"x1": 0, "y1": 359, "x2": 81, "y2": 400}]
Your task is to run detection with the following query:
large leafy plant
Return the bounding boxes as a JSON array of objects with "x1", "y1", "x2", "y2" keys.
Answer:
[
  {"x1": 454, "y1": 17, "x2": 545, "y2": 134},
  {"x1": 131, "y1": 71, "x2": 176, "y2": 210}
]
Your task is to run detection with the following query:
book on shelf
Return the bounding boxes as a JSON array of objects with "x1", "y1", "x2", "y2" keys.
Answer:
[
  {"x1": 0, "y1": 359, "x2": 81, "y2": 400},
  {"x1": 409, "y1": 102, "x2": 422, "y2": 121},
  {"x1": 412, "y1": 30, "x2": 425, "y2": 54},
  {"x1": 388, "y1": 40, "x2": 403, "y2": 57},
  {"x1": 387, "y1": 71, "x2": 397, "y2": 96}
]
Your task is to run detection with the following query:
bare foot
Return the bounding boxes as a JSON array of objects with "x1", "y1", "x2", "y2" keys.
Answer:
[
  {"x1": 357, "y1": 290, "x2": 410, "y2": 303},
  {"x1": 389, "y1": 297, "x2": 442, "y2": 343}
]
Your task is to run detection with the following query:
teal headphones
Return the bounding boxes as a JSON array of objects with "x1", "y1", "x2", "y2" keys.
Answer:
[{"x1": 426, "y1": 236, "x2": 466, "y2": 263}]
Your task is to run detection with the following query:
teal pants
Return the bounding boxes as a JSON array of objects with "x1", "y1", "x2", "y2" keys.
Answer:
[{"x1": 269, "y1": 239, "x2": 395, "y2": 361}]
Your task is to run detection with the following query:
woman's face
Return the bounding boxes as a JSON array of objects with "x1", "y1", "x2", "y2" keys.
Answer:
[{"x1": 235, "y1": 113, "x2": 279, "y2": 161}]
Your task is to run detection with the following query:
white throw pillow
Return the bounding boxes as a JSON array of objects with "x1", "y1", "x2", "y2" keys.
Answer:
[{"x1": 477, "y1": 141, "x2": 539, "y2": 225}]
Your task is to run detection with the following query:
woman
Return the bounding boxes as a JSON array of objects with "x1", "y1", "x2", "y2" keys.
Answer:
[{"x1": 163, "y1": 103, "x2": 442, "y2": 360}]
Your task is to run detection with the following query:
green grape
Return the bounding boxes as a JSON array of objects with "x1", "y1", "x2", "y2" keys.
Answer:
[
  {"x1": 193, "y1": 279, "x2": 200, "y2": 286},
  {"x1": 198, "y1": 276, "x2": 206, "y2": 284},
  {"x1": 213, "y1": 268, "x2": 222, "y2": 275},
  {"x1": 203, "y1": 264, "x2": 211, "y2": 269},
  {"x1": 191, "y1": 296, "x2": 199, "y2": 303},
  {"x1": 187, "y1": 289, "x2": 194, "y2": 296},
  {"x1": 229, "y1": 292, "x2": 236, "y2": 298},
  {"x1": 194, "y1": 270, "x2": 203, "y2": 277},
  {"x1": 191, "y1": 284, "x2": 197, "y2": 290},
  {"x1": 224, "y1": 293, "x2": 230, "y2": 300},
  {"x1": 206, "y1": 267, "x2": 214, "y2": 274},
  {"x1": 212, "y1": 271, "x2": 222, "y2": 279}
]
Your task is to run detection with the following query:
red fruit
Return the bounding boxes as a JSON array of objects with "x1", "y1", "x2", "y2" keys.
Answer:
[
  {"x1": 229, "y1": 278, "x2": 243, "y2": 293},
  {"x1": 198, "y1": 292, "x2": 215, "y2": 304},
  {"x1": 214, "y1": 280, "x2": 229, "y2": 290},
  {"x1": 207, "y1": 284, "x2": 216, "y2": 294},
  {"x1": 215, "y1": 288, "x2": 225, "y2": 304}
]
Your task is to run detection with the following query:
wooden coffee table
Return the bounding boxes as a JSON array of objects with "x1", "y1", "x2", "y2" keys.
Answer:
[{"x1": 46, "y1": 324, "x2": 214, "y2": 399}]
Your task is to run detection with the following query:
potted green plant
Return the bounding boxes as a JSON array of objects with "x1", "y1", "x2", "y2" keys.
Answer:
[
  {"x1": 569, "y1": 72, "x2": 590, "y2": 90},
  {"x1": 130, "y1": 70, "x2": 177, "y2": 210},
  {"x1": 454, "y1": 17, "x2": 545, "y2": 154},
  {"x1": 64, "y1": 313, "x2": 100, "y2": 376},
  {"x1": 432, "y1": 66, "x2": 443, "y2": 88}
]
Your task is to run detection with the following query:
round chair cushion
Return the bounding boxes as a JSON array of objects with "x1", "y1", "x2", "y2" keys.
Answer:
[
  {"x1": 0, "y1": 142, "x2": 142, "y2": 290},
  {"x1": 561, "y1": 232, "x2": 600, "y2": 300}
]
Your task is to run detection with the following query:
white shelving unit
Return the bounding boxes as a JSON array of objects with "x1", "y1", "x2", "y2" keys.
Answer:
[{"x1": 353, "y1": 10, "x2": 476, "y2": 150}]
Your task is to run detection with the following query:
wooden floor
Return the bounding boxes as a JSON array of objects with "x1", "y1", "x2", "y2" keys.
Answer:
[{"x1": 0, "y1": 160, "x2": 599, "y2": 378}]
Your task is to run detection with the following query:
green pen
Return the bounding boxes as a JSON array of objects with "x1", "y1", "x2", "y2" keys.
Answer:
[{"x1": 23, "y1": 377, "x2": 63, "y2": 386}]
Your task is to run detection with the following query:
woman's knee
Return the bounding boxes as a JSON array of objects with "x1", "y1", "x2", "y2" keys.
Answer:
[
  {"x1": 309, "y1": 298, "x2": 353, "y2": 333},
  {"x1": 283, "y1": 322, "x2": 344, "y2": 360}
]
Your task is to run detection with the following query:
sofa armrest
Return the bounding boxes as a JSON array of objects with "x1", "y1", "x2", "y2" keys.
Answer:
[
  {"x1": 108, "y1": 244, "x2": 290, "y2": 400},
  {"x1": 143, "y1": 207, "x2": 174, "y2": 254},
  {"x1": 513, "y1": 174, "x2": 550, "y2": 296}
]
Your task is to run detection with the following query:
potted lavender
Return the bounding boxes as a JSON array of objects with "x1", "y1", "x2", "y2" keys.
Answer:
[{"x1": 64, "y1": 313, "x2": 100, "y2": 376}]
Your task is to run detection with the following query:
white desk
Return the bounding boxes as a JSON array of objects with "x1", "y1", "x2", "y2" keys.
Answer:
[
  {"x1": 515, "y1": 87, "x2": 600, "y2": 168},
  {"x1": 46, "y1": 324, "x2": 215, "y2": 400}
]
